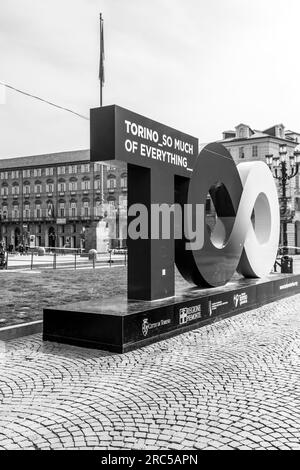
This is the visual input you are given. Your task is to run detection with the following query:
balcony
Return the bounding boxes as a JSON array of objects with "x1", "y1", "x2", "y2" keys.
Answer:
[
  {"x1": 59, "y1": 192, "x2": 65, "y2": 196},
  {"x1": 83, "y1": 190, "x2": 89, "y2": 195},
  {"x1": 70, "y1": 191, "x2": 76, "y2": 196},
  {"x1": 47, "y1": 193, "x2": 53, "y2": 197},
  {"x1": 108, "y1": 188, "x2": 115, "y2": 193}
]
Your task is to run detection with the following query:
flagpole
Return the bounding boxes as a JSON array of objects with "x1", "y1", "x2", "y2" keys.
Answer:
[{"x1": 99, "y1": 13, "x2": 104, "y2": 107}]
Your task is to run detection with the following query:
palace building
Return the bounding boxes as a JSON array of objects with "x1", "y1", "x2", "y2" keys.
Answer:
[
  {"x1": 219, "y1": 123, "x2": 300, "y2": 251},
  {"x1": 0, "y1": 150, "x2": 127, "y2": 250}
]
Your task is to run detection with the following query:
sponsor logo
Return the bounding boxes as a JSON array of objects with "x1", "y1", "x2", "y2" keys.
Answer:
[
  {"x1": 208, "y1": 299, "x2": 229, "y2": 316},
  {"x1": 142, "y1": 317, "x2": 171, "y2": 337},
  {"x1": 279, "y1": 281, "x2": 298, "y2": 291},
  {"x1": 179, "y1": 304, "x2": 202, "y2": 325},
  {"x1": 233, "y1": 292, "x2": 248, "y2": 308}
]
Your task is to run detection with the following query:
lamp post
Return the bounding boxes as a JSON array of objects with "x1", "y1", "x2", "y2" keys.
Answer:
[{"x1": 266, "y1": 144, "x2": 300, "y2": 254}]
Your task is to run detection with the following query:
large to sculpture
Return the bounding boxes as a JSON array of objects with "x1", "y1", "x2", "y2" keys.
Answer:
[
  {"x1": 90, "y1": 105, "x2": 280, "y2": 297},
  {"x1": 44, "y1": 105, "x2": 296, "y2": 353}
]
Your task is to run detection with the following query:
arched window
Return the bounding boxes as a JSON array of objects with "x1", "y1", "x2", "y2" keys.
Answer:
[
  {"x1": 69, "y1": 199, "x2": 77, "y2": 217},
  {"x1": 94, "y1": 175, "x2": 101, "y2": 190},
  {"x1": 95, "y1": 198, "x2": 102, "y2": 217},
  {"x1": 35, "y1": 180, "x2": 42, "y2": 194},
  {"x1": 81, "y1": 177, "x2": 90, "y2": 191},
  {"x1": 69, "y1": 177, "x2": 78, "y2": 191},
  {"x1": 2, "y1": 204, "x2": 8, "y2": 220},
  {"x1": 24, "y1": 203, "x2": 30, "y2": 219},
  {"x1": 82, "y1": 198, "x2": 90, "y2": 217},
  {"x1": 1, "y1": 182, "x2": 8, "y2": 196},
  {"x1": 58, "y1": 178, "x2": 66, "y2": 192},
  {"x1": 120, "y1": 173, "x2": 127, "y2": 189},
  {"x1": 107, "y1": 174, "x2": 116, "y2": 190},
  {"x1": 13, "y1": 203, "x2": 19, "y2": 219},
  {"x1": 46, "y1": 179, "x2": 54, "y2": 193},
  {"x1": 23, "y1": 181, "x2": 31, "y2": 195},
  {"x1": 58, "y1": 199, "x2": 66, "y2": 217},
  {"x1": 35, "y1": 200, "x2": 42, "y2": 219},
  {"x1": 12, "y1": 182, "x2": 19, "y2": 195}
]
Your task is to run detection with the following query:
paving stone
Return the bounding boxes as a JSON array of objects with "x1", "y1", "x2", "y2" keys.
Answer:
[{"x1": 0, "y1": 294, "x2": 300, "y2": 449}]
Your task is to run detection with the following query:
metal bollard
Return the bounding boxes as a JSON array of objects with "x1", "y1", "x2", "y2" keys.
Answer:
[
  {"x1": 124, "y1": 251, "x2": 127, "y2": 266},
  {"x1": 93, "y1": 255, "x2": 95, "y2": 269},
  {"x1": 53, "y1": 253, "x2": 57, "y2": 269},
  {"x1": 74, "y1": 253, "x2": 77, "y2": 270},
  {"x1": 31, "y1": 251, "x2": 34, "y2": 270}
]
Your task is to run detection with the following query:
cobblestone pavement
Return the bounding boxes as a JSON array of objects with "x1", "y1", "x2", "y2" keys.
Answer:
[{"x1": 0, "y1": 295, "x2": 299, "y2": 450}]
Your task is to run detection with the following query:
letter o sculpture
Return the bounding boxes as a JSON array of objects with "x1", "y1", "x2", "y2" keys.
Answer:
[{"x1": 175, "y1": 142, "x2": 280, "y2": 287}]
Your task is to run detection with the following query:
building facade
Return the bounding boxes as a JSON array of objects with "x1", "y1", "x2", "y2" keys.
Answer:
[
  {"x1": 219, "y1": 123, "x2": 300, "y2": 250},
  {"x1": 0, "y1": 150, "x2": 127, "y2": 250}
]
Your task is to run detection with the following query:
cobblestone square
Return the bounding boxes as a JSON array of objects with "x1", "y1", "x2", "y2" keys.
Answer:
[{"x1": 0, "y1": 294, "x2": 299, "y2": 450}]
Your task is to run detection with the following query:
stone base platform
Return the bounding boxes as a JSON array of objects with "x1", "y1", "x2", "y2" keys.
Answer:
[{"x1": 43, "y1": 273, "x2": 300, "y2": 353}]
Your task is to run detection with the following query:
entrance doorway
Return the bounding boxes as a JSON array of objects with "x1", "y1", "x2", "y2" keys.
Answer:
[
  {"x1": 48, "y1": 226, "x2": 56, "y2": 248},
  {"x1": 14, "y1": 227, "x2": 21, "y2": 249}
]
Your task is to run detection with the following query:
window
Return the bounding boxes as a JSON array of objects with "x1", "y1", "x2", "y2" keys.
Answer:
[
  {"x1": 46, "y1": 181, "x2": 54, "y2": 193},
  {"x1": 81, "y1": 179, "x2": 90, "y2": 190},
  {"x1": 58, "y1": 181, "x2": 66, "y2": 192},
  {"x1": 46, "y1": 167, "x2": 54, "y2": 176},
  {"x1": 81, "y1": 164, "x2": 90, "y2": 173},
  {"x1": 12, "y1": 170, "x2": 19, "y2": 179},
  {"x1": 94, "y1": 163, "x2": 102, "y2": 172},
  {"x1": 83, "y1": 201, "x2": 90, "y2": 217},
  {"x1": 12, "y1": 184, "x2": 19, "y2": 195},
  {"x1": 35, "y1": 204, "x2": 41, "y2": 218},
  {"x1": 69, "y1": 165, "x2": 77, "y2": 174},
  {"x1": 239, "y1": 147, "x2": 244, "y2": 159},
  {"x1": 59, "y1": 202, "x2": 65, "y2": 217},
  {"x1": 23, "y1": 183, "x2": 30, "y2": 194},
  {"x1": 120, "y1": 174, "x2": 127, "y2": 189},
  {"x1": 252, "y1": 146, "x2": 258, "y2": 158},
  {"x1": 1, "y1": 185, "x2": 8, "y2": 196},
  {"x1": 13, "y1": 206, "x2": 19, "y2": 219},
  {"x1": 107, "y1": 175, "x2": 116, "y2": 189},
  {"x1": 23, "y1": 169, "x2": 31, "y2": 178},
  {"x1": 95, "y1": 200, "x2": 102, "y2": 217},
  {"x1": 70, "y1": 202, "x2": 77, "y2": 217},
  {"x1": 24, "y1": 204, "x2": 30, "y2": 218},
  {"x1": 35, "y1": 183, "x2": 42, "y2": 194},
  {"x1": 2, "y1": 205, "x2": 8, "y2": 219},
  {"x1": 1, "y1": 172, "x2": 8, "y2": 180},
  {"x1": 69, "y1": 180, "x2": 77, "y2": 191},
  {"x1": 33, "y1": 168, "x2": 42, "y2": 177},
  {"x1": 94, "y1": 178, "x2": 101, "y2": 190},
  {"x1": 58, "y1": 166, "x2": 66, "y2": 175}
]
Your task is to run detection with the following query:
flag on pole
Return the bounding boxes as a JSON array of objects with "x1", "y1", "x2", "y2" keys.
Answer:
[{"x1": 99, "y1": 13, "x2": 105, "y2": 87}]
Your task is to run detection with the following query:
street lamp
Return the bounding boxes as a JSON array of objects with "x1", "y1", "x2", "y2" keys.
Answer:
[{"x1": 266, "y1": 144, "x2": 300, "y2": 254}]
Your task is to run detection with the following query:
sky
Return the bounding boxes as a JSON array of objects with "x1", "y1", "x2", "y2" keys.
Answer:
[{"x1": 1, "y1": 0, "x2": 300, "y2": 159}]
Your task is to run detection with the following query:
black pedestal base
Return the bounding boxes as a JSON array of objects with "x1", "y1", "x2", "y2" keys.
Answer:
[{"x1": 43, "y1": 273, "x2": 300, "y2": 353}]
